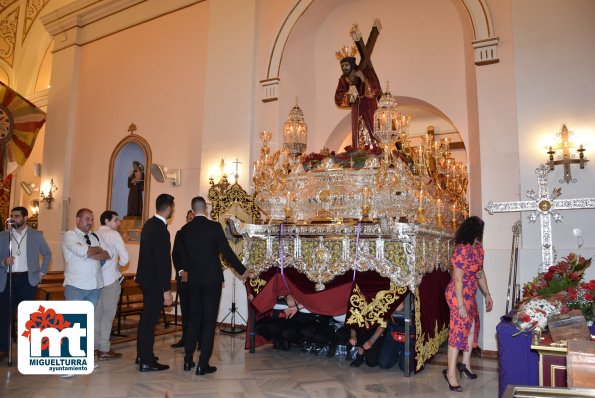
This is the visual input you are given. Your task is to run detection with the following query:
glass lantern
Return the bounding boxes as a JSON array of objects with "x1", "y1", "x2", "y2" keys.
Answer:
[{"x1": 283, "y1": 100, "x2": 307, "y2": 159}]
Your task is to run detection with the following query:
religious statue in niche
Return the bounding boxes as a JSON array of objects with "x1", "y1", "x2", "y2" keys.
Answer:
[
  {"x1": 334, "y1": 20, "x2": 383, "y2": 149},
  {"x1": 127, "y1": 160, "x2": 144, "y2": 217}
]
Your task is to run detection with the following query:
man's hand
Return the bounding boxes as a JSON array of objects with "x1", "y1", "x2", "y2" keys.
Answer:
[
  {"x1": 180, "y1": 271, "x2": 188, "y2": 283},
  {"x1": 241, "y1": 269, "x2": 254, "y2": 280},
  {"x1": 363, "y1": 340, "x2": 373, "y2": 350},
  {"x1": 284, "y1": 305, "x2": 297, "y2": 319},
  {"x1": 3, "y1": 256, "x2": 14, "y2": 266},
  {"x1": 348, "y1": 85, "x2": 358, "y2": 103},
  {"x1": 163, "y1": 291, "x2": 173, "y2": 306},
  {"x1": 354, "y1": 70, "x2": 365, "y2": 81},
  {"x1": 89, "y1": 248, "x2": 111, "y2": 261},
  {"x1": 87, "y1": 246, "x2": 102, "y2": 257}
]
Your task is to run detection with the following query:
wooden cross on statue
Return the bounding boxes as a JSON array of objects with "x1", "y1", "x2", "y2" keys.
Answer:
[
  {"x1": 486, "y1": 164, "x2": 595, "y2": 272},
  {"x1": 350, "y1": 19, "x2": 382, "y2": 71}
]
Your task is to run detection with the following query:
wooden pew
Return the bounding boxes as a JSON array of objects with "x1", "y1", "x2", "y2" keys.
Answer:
[{"x1": 114, "y1": 278, "x2": 177, "y2": 336}]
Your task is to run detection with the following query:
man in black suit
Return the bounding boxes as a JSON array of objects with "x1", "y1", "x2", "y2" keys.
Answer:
[
  {"x1": 135, "y1": 193, "x2": 175, "y2": 372},
  {"x1": 174, "y1": 196, "x2": 248, "y2": 375},
  {"x1": 170, "y1": 210, "x2": 194, "y2": 348}
]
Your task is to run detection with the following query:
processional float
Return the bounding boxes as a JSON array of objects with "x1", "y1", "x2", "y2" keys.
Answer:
[{"x1": 225, "y1": 21, "x2": 470, "y2": 374}]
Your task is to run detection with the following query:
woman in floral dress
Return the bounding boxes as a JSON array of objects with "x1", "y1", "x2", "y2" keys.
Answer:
[{"x1": 444, "y1": 216, "x2": 493, "y2": 392}]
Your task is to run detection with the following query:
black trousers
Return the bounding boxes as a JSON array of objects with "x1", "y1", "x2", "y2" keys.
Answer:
[
  {"x1": 136, "y1": 287, "x2": 163, "y2": 363},
  {"x1": 184, "y1": 282, "x2": 222, "y2": 367},
  {"x1": 0, "y1": 274, "x2": 37, "y2": 352},
  {"x1": 176, "y1": 277, "x2": 191, "y2": 341}
]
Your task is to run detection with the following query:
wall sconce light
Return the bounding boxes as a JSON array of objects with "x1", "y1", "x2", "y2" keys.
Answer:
[
  {"x1": 546, "y1": 124, "x2": 588, "y2": 183},
  {"x1": 40, "y1": 179, "x2": 58, "y2": 209}
]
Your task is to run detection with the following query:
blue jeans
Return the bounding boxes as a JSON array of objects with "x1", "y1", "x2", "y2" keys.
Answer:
[{"x1": 64, "y1": 285, "x2": 100, "y2": 306}]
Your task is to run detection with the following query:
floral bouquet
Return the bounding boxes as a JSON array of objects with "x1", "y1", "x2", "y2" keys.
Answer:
[
  {"x1": 561, "y1": 279, "x2": 595, "y2": 323},
  {"x1": 513, "y1": 253, "x2": 593, "y2": 333},
  {"x1": 300, "y1": 145, "x2": 384, "y2": 171},
  {"x1": 512, "y1": 298, "x2": 561, "y2": 334}
]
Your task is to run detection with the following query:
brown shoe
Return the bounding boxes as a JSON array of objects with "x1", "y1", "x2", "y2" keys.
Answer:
[
  {"x1": 0, "y1": 352, "x2": 7, "y2": 360},
  {"x1": 98, "y1": 350, "x2": 123, "y2": 360}
]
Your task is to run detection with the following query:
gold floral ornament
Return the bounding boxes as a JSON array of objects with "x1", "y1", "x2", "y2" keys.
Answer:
[
  {"x1": 414, "y1": 289, "x2": 449, "y2": 371},
  {"x1": 249, "y1": 277, "x2": 267, "y2": 294},
  {"x1": 347, "y1": 283, "x2": 407, "y2": 329}
]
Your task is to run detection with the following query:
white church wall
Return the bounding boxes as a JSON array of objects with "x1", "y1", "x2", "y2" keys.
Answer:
[
  {"x1": 40, "y1": 2, "x2": 209, "y2": 271},
  {"x1": 511, "y1": 0, "x2": 595, "y2": 286},
  {"x1": 198, "y1": 0, "x2": 258, "y2": 325},
  {"x1": 475, "y1": 0, "x2": 521, "y2": 351}
]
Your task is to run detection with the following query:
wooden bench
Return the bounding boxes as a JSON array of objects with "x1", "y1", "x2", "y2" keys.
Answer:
[
  {"x1": 37, "y1": 284, "x2": 65, "y2": 300},
  {"x1": 114, "y1": 278, "x2": 177, "y2": 336}
]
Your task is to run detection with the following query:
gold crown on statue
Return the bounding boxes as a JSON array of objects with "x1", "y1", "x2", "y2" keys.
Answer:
[{"x1": 335, "y1": 45, "x2": 358, "y2": 61}]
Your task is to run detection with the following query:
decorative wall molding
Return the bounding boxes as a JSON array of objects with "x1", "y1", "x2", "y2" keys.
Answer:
[
  {"x1": 263, "y1": 0, "x2": 500, "y2": 92},
  {"x1": 41, "y1": 0, "x2": 202, "y2": 51},
  {"x1": 0, "y1": 6, "x2": 18, "y2": 66},
  {"x1": 260, "y1": 78, "x2": 279, "y2": 103},
  {"x1": 22, "y1": 0, "x2": 50, "y2": 44},
  {"x1": 472, "y1": 37, "x2": 499, "y2": 65},
  {"x1": 26, "y1": 87, "x2": 48, "y2": 108},
  {"x1": 0, "y1": 0, "x2": 19, "y2": 11}
]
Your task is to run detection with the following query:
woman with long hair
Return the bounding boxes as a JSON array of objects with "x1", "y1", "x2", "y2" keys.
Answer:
[{"x1": 444, "y1": 216, "x2": 493, "y2": 392}]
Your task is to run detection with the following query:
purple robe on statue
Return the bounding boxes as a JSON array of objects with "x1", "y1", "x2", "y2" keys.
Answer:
[{"x1": 334, "y1": 67, "x2": 382, "y2": 149}]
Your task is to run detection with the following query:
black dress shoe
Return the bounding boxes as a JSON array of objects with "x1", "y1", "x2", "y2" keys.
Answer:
[
  {"x1": 196, "y1": 365, "x2": 217, "y2": 375},
  {"x1": 183, "y1": 361, "x2": 196, "y2": 371},
  {"x1": 139, "y1": 361, "x2": 169, "y2": 372},
  {"x1": 183, "y1": 355, "x2": 196, "y2": 371},
  {"x1": 171, "y1": 340, "x2": 185, "y2": 348},
  {"x1": 135, "y1": 355, "x2": 159, "y2": 365}
]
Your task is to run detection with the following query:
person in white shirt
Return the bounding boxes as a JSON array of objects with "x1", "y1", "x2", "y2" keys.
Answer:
[
  {"x1": 95, "y1": 210, "x2": 129, "y2": 360},
  {"x1": 62, "y1": 208, "x2": 111, "y2": 305},
  {"x1": 0, "y1": 206, "x2": 52, "y2": 359}
]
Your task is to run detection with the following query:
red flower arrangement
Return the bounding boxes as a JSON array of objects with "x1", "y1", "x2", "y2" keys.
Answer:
[{"x1": 300, "y1": 144, "x2": 386, "y2": 171}]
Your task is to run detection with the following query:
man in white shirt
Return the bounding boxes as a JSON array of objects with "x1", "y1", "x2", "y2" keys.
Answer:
[
  {"x1": 62, "y1": 208, "x2": 111, "y2": 305},
  {"x1": 0, "y1": 206, "x2": 52, "y2": 359},
  {"x1": 95, "y1": 211, "x2": 129, "y2": 360}
]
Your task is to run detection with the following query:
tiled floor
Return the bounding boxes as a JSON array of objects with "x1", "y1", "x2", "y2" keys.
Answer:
[{"x1": 0, "y1": 331, "x2": 498, "y2": 397}]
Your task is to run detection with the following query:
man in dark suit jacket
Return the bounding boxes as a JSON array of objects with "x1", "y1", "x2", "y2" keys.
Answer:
[
  {"x1": 0, "y1": 207, "x2": 51, "y2": 359},
  {"x1": 170, "y1": 210, "x2": 194, "y2": 348},
  {"x1": 174, "y1": 196, "x2": 248, "y2": 375},
  {"x1": 135, "y1": 193, "x2": 175, "y2": 372}
]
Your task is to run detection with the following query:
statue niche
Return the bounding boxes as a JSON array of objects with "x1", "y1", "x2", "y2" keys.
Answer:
[{"x1": 106, "y1": 133, "x2": 152, "y2": 243}]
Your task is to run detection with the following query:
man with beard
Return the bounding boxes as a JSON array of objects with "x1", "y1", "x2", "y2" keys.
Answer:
[
  {"x1": 136, "y1": 193, "x2": 175, "y2": 371},
  {"x1": 0, "y1": 207, "x2": 52, "y2": 359},
  {"x1": 334, "y1": 47, "x2": 382, "y2": 149}
]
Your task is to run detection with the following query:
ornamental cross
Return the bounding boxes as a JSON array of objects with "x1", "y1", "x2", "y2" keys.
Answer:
[
  {"x1": 233, "y1": 158, "x2": 242, "y2": 183},
  {"x1": 486, "y1": 164, "x2": 595, "y2": 272}
]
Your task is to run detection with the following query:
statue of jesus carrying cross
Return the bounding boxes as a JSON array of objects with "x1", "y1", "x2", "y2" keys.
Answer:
[{"x1": 334, "y1": 20, "x2": 383, "y2": 150}]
